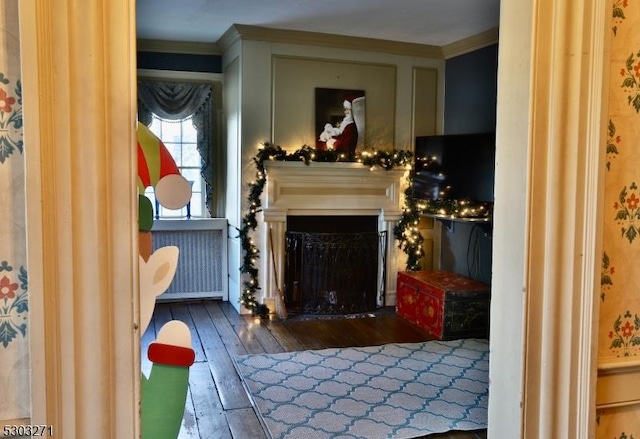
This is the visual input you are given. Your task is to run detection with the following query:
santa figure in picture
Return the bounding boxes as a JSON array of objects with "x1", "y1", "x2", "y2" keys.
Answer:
[{"x1": 319, "y1": 97, "x2": 359, "y2": 156}]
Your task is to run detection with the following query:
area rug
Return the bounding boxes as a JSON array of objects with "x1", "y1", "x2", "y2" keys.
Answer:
[{"x1": 233, "y1": 338, "x2": 489, "y2": 439}]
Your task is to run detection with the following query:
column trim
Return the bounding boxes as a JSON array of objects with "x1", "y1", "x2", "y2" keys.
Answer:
[
  {"x1": 20, "y1": 0, "x2": 139, "y2": 437},
  {"x1": 520, "y1": 0, "x2": 607, "y2": 437}
]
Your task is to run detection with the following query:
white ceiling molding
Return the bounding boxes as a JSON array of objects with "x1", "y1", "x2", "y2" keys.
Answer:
[
  {"x1": 441, "y1": 27, "x2": 500, "y2": 59},
  {"x1": 218, "y1": 24, "x2": 444, "y2": 59},
  {"x1": 140, "y1": 25, "x2": 499, "y2": 61}
]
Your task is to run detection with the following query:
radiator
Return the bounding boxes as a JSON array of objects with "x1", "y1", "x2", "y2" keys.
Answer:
[{"x1": 151, "y1": 220, "x2": 227, "y2": 300}]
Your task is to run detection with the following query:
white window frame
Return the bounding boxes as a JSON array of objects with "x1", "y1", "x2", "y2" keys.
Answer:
[{"x1": 145, "y1": 114, "x2": 207, "y2": 219}]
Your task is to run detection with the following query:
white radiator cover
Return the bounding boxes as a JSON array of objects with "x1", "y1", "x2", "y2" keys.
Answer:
[{"x1": 151, "y1": 219, "x2": 228, "y2": 301}]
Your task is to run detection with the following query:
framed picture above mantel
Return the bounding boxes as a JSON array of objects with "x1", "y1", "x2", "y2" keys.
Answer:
[{"x1": 315, "y1": 87, "x2": 365, "y2": 155}]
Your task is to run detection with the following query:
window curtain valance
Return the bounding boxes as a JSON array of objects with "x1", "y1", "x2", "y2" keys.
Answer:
[{"x1": 137, "y1": 80, "x2": 216, "y2": 216}]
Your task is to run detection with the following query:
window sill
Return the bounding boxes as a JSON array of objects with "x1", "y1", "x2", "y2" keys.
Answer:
[{"x1": 151, "y1": 218, "x2": 227, "y2": 232}]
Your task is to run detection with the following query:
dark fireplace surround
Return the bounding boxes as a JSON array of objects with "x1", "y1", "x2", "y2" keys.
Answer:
[{"x1": 260, "y1": 161, "x2": 406, "y2": 313}]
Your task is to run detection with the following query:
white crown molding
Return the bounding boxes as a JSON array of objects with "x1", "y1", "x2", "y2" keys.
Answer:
[
  {"x1": 141, "y1": 25, "x2": 500, "y2": 61},
  {"x1": 137, "y1": 38, "x2": 221, "y2": 55},
  {"x1": 218, "y1": 24, "x2": 445, "y2": 59},
  {"x1": 441, "y1": 27, "x2": 499, "y2": 59}
]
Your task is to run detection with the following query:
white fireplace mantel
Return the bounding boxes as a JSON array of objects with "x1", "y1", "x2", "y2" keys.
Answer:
[{"x1": 260, "y1": 161, "x2": 408, "y2": 308}]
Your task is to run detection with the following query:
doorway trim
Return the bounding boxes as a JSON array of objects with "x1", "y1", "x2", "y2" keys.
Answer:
[
  {"x1": 20, "y1": 0, "x2": 139, "y2": 437},
  {"x1": 18, "y1": 0, "x2": 608, "y2": 436},
  {"x1": 490, "y1": 0, "x2": 608, "y2": 436}
]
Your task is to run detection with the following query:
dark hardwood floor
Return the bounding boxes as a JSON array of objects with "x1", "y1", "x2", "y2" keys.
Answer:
[{"x1": 143, "y1": 300, "x2": 488, "y2": 439}]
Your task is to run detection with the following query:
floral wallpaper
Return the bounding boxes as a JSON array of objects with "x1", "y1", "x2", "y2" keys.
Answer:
[
  {"x1": 597, "y1": 0, "x2": 640, "y2": 437},
  {"x1": 0, "y1": 0, "x2": 29, "y2": 422},
  {"x1": 599, "y1": 405, "x2": 640, "y2": 439},
  {"x1": 600, "y1": 0, "x2": 640, "y2": 362}
]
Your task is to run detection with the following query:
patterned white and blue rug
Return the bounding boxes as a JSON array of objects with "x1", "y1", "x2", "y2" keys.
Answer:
[{"x1": 233, "y1": 338, "x2": 489, "y2": 439}]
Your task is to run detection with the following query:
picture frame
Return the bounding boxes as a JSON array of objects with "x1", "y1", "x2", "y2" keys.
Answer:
[{"x1": 315, "y1": 87, "x2": 365, "y2": 154}]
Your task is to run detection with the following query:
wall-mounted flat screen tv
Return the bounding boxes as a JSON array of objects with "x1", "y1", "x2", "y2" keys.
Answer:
[{"x1": 414, "y1": 132, "x2": 496, "y2": 203}]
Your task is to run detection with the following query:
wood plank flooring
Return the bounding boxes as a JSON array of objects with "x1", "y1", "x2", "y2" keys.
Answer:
[{"x1": 143, "y1": 300, "x2": 488, "y2": 439}]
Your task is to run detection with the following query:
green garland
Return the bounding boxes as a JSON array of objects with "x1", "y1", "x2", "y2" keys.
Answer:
[
  {"x1": 393, "y1": 167, "x2": 425, "y2": 271},
  {"x1": 416, "y1": 198, "x2": 493, "y2": 219},
  {"x1": 238, "y1": 142, "x2": 421, "y2": 316},
  {"x1": 238, "y1": 142, "x2": 494, "y2": 315}
]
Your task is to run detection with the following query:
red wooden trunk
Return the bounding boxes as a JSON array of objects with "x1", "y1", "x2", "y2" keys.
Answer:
[{"x1": 396, "y1": 270, "x2": 491, "y2": 340}]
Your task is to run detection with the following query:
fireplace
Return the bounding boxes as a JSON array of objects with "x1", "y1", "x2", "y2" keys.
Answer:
[
  {"x1": 284, "y1": 216, "x2": 386, "y2": 314},
  {"x1": 260, "y1": 161, "x2": 407, "y2": 309}
]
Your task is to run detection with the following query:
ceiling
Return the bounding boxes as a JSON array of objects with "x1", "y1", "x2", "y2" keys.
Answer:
[{"x1": 136, "y1": 0, "x2": 501, "y2": 48}]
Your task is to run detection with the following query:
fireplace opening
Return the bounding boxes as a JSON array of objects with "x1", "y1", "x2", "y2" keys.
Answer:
[{"x1": 284, "y1": 216, "x2": 386, "y2": 314}]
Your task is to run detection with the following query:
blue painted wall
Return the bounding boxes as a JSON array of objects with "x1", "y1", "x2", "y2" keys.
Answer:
[
  {"x1": 137, "y1": 52, "x2": 222, "y2": 73},
  {"x1": 439, "y1": 44, "x2": 498, "y2": 285},
  {"x1": 444, "y1": 44, "x2": 498, "y2": 135}
]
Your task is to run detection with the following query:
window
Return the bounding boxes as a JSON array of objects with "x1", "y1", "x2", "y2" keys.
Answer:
[
  {"x1": 137, "y1": 75, "x2": 224, "y2": 218},
  {"x1": 144, "y1": 114, "x2": 206, "y2": 219}
]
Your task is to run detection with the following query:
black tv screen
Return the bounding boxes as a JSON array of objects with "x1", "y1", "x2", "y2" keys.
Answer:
[{"x1": 414, "y1": 132, "x2": 496, "y2": 203}]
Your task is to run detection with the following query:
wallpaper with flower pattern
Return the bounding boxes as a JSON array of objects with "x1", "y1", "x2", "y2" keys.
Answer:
[
  {"x1": 600, "y1": 0, "x2": 640, "y2": 362},
  {"x1": 597, "y1": 0, "x2": 640, "y2": 437},
  {"x1": 0, "y1": 0, "x2": 29, "y2": 422}
]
